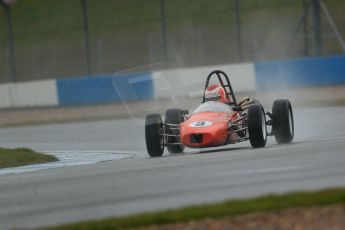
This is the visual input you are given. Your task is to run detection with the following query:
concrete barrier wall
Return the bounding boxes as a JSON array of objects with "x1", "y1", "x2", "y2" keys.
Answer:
[
  {"x1": 255, "y1": 55, "x2": 345, "y2": 89},
  {"x1": 56, "y1": 73, "x2": 153, "y2": 106},
  {"x1": 10, "y1": 80, "x2": 58, "y2": 107},
  {"x1": 0, "y1": 84, "x2": 11, "y2": 108},
  {"x1": 0, "y1": 80, "x2": 58, "y2": 108},
  {"x1": 0, "y1": 55, "x2": 344, "y2": 108}
]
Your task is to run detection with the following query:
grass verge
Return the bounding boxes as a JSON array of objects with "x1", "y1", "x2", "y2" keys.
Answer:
[
  {"x1": 0, "y1": 148, "x2": 57, "y2": 169},
  {"x1": 41, "y1": 187, "x2": 345, "y2": 230}
]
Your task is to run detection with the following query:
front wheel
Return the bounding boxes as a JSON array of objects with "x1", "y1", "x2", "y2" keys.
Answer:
[
  {"x1": 145, "y1": 113, "x2": 164, "y2": 157},
  {"x1": 165, "y1": 108, "x2": 185, "y2": 154},
  {"x1": 272, "y1": 99, "x2": 294, "y2": 144},
  {"x1": 248, "y1": 104, "x2": 267, "y2": 148}
]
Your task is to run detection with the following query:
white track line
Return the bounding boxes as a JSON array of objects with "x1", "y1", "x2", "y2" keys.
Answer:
[{"x1": 0, "y1": 150, "x2": 135, "y2": 176}]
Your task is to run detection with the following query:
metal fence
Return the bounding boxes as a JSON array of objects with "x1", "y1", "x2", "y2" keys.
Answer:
[{"x1": 0, "y1": 0, "x2": 344, "y2": 83}]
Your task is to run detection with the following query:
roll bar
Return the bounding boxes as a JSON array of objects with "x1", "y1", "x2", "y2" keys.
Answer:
[{"x1": 202, "y1": 70, "x2": 238, "y2": 106}]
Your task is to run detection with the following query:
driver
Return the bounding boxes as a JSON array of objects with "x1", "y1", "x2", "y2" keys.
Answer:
[
  {"x1": 204, "y1": 84, "x2": 230, "y2": 104},
  {"x1": 205, "y1": 84, "x2": 238, "y2": 144}
]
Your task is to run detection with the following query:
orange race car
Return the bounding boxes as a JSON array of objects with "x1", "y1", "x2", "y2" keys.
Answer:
[{"x1": 145, "y1": 70, "x2": 294, "y2": 157}]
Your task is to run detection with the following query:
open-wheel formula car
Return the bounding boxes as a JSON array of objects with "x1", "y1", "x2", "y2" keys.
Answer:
[{"x1": 145, "y1": 70, "x2": 294, "y2": 157}]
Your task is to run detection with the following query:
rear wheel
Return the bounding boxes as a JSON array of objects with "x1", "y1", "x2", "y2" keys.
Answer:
[
  {"x1": 272, "y1": 100, "x2": 294, "y2": 144},
  {"x1": 145, "y1": 113, "x2": 164, "y2": 157},
  {"x1": 248, "y1": 104, "x2": 267, "y2": 148},
  {"x1": 165, "y1": 108, "x2": 185, "y2": 154}
]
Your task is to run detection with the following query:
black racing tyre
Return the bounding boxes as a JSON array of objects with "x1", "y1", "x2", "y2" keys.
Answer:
[
  {"x1": 165, "y1": 108, "x2": 185, "y2": 154},
  {"x1": 248, "y1": 104, "x2": 267, "y2": 148},
  {"x1": 145, "y1": 113, "x2": 164, "y2": 157},
  {"x1": 272, "y1": 99, "x2": 294, "y2": 144}
]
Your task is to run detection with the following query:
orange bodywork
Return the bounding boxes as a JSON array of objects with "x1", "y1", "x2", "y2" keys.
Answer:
[{"x1": 180, "y1": 112, "x2": 239, "y2": 148}]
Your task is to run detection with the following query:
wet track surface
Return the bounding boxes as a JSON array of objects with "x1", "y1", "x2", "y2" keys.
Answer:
[{"x1": 0, "y1": 106, "x2": 345, "y2": 229}]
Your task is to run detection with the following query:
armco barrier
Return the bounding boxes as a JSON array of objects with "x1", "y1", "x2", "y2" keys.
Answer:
[
  {"x1": 255, "y1": 55, "x2": 345, "y2": 89},
  {"x1": 56, "y1": 73, "x2": 153, "y2": 106}
]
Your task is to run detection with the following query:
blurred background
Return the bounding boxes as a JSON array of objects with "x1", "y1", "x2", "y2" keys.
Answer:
[
  {"x1": 1, "y1": 0, "x2": 344, "y2": 83},
  {"x1": 0, "y1": 0, "x2": 345, "y2": 125}
]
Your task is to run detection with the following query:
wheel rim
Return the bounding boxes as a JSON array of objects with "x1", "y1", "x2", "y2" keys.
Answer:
[
  {"x1": 261, "y1": 110, "x2": 267, "y2": 140},
  {"x1": 160, "y1": 126, "x2": 164, "y2": 149},
  {"x1": 288, "y1": 108, "x2": 293, "y2": 136}
]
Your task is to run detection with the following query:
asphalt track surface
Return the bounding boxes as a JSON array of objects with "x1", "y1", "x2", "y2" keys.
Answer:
[{"x1": 0, "y1": 106, "x2": 345, "y2": 229}]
